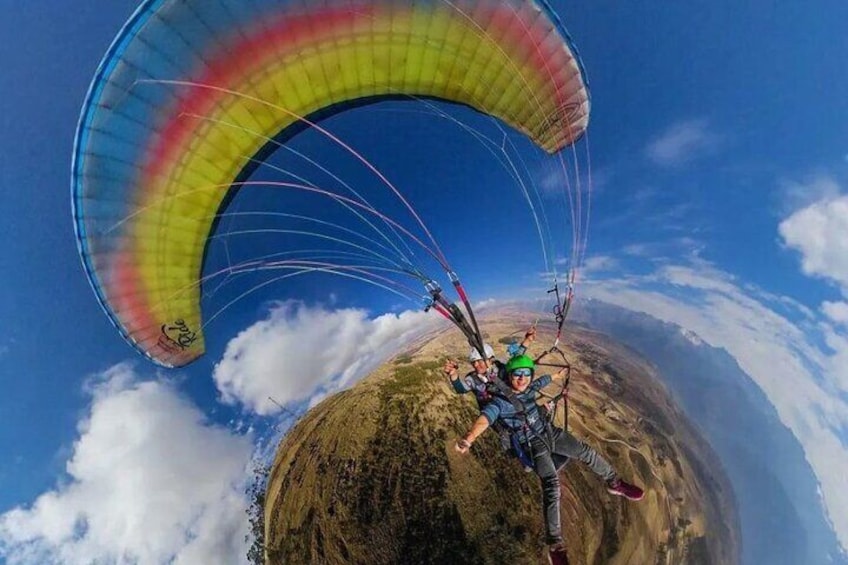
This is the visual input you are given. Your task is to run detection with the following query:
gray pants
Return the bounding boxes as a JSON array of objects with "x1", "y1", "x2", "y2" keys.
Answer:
[{"x1": 527, "y1": 427, "x2": 617, "y2": 544}]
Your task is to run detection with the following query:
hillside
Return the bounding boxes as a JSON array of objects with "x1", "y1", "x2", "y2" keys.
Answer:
[{"x1": 264, "y1": 313, "x2": 740, "y2": 564}]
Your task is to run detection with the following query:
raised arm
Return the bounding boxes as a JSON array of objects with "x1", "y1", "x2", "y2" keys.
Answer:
[
  {"x1": 532, "y1": 366, "x2": 569, "y2": 392},
  {"x1": 443, "y1": 360, "x2": 470, "y2": 394},
  {"x1": 519, "y1": 326, "x2": 537, "y2": 350}
]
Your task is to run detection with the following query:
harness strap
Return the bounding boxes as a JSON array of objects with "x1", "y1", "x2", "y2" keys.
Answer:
[
  {"x1": 449, "y1": 271, "x2": 486, "y2": 358},
  {"x1": 424, "y1": 280, "x2": 485, "y2": 356},
  {"x1": 547, "y1": 279, "x2": 573, "y2": 349},
  {"x1": 534, "y1": 348, "x2": 572, "y2": 431}
]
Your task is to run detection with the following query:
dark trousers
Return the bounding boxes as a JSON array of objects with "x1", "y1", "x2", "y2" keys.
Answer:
[{"x1": 528, "y1": 427, "x2": 617, "y2": 544}]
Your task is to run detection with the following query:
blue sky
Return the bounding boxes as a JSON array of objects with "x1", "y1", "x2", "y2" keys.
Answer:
[{"x1": 2, "y1": 1, "x2": 848, "y2": 563}]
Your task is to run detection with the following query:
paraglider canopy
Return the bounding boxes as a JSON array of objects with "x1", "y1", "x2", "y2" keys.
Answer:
[{"x1": 72, "y1": 0, "x2": 590, "y2": 367}]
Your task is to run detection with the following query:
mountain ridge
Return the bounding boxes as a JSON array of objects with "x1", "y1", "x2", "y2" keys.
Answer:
[{"x1": 573, "y1": 298, "x2": 846, "y2": 564}]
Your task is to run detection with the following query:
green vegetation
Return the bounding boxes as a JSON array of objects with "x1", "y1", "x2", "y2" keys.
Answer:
[
  {"x1": 263, "y1": 360, "x2": 547, "y2": 563},
  {"x1": 246, "y1": 464, "x2": 269, "y2": 564},
  {"x1": 262, "y1": 323, "x2": 740, "y2": 565}
]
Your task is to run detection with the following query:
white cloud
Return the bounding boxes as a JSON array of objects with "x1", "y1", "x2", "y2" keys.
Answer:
[
  {"x1": 621, "y1": 243, "x2": 653, "y2": 257},
  {"x1": 778, "y1": 175, "x2": 842, "y2": 214},
  {"x1": 619, "y1": 237, "x2": 704, "y2": 261},
  {"x1": 659, "y1": 263, "x2": 742, "y2": 295},
  {"x1": 213, "y1": 301, "x2": 440, "y2": 414},
  {"x1": 820, "y1": 322, "x2": 848, "y2": 394},
  {"x1": 539, "y1": 168, "x2": 566, "y2": 196},
  {"x1": 779, "y1": 194, "x2": 848, "y2": 288},
  {"x1": 580, "y1": 254, "x2": 620, "y2": 275},
  {"x1": 0, "y1": 364, "x2": 254, "y2": 565},
  {"x1": 645, "y1": 119, "x2": 718, "y2": 167},
  {"x1": 585, "y1": 264, "x2": 848, "y2": 554},
  {"x1": 475, "y1": 298, "x2": 498, "y2": 309},
  {"x1": 538, "y1": 164, "x2": 603, "y2": 198},
  {"x1": 823, "y1": 301, "x2": 848, "y2": 325}
]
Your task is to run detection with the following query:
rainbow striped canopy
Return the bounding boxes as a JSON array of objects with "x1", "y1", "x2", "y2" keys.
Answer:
[{"x1": 72, "y1": 0, "x2": 590, "y2": 367}]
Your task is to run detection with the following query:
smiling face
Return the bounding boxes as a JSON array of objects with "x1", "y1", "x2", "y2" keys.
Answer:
[
  {"x1": 509, "y1": 368, "x2": 533, "y2": 392},
  {"x1": 472, "y1": 358, "x2": 488, "y2": 375}
]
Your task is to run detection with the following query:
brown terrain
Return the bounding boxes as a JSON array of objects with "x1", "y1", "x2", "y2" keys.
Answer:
[{"x1": 264, "y1": 311, "x2": 740, "y2": 564}]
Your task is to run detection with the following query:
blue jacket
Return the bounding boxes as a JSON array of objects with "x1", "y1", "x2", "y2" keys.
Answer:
[{"x1": 480, "y1": 374, "x2": 552, "y2": 441}]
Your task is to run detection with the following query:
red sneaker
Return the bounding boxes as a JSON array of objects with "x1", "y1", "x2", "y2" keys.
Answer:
[
  {"x1": 548, "y1": 542, "x2": 569, "y2": 565},
  {"x1": 606, "y1": 478, "x2": 644, "y2": 501}
]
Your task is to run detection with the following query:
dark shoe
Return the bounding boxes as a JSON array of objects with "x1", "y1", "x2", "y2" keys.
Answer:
[
  {"x1": 606, "y1": 478, "x2": 644, "y2": 501},
  {"x1": 548, "y1": 542, "x2": 569, "y2": 565}
]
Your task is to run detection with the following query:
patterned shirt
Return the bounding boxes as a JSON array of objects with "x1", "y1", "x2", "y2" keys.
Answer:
[
  {"x1": 451, "y1": 362, "x2": 504, "y2": 408},
  {"x1": 481, "y1": 374, "x2": 553, "y2": 440}
]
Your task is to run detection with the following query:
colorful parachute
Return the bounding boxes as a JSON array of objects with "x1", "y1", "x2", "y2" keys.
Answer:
[{"x1": 72, "y1": 0, "x2": 590, "y2": 367}]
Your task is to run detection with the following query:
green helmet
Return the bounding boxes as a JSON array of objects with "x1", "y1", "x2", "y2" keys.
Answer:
[{"x1": 505, "y1": 354, "x2": 535, "y2": 375}]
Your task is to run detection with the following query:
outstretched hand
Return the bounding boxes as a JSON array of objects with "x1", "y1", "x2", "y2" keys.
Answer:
[
  {"x1": 521, "y1": 326, "x2": 537, "y2": 347},
  {"x1": 443, "y1": 359, "x2": 459, "y2": 378},
  {"x1": 455, "y1": 438, "x2": 472, "y2": 454}
]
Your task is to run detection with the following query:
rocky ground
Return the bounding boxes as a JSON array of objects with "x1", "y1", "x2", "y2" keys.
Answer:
[{"x1": 264, "y1": 311, "x2": 740, "y2": 564}]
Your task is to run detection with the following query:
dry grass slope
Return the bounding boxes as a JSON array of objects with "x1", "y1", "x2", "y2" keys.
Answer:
[{"x1": 264, "y1": 313, "x2": 740, "y2": 565}]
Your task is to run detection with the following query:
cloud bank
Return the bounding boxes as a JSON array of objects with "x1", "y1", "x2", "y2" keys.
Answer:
[
  {"x1": 823, "y1": 301, "x2": 848, "y2": 326},
  {"x1": 585, "y1": 262, "x2": 848, "y2": 553},
  {"x1": 0, "y1": 365, "x2": 254, "y2": 565},
  {"x1": 213, "y1": 301, "x2": 440, "y2": 414},
  {"x1": 583, "y1": 185, "x2": 848, "y2": 553}
]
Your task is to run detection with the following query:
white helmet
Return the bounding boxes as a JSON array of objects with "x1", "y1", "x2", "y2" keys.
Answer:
[{"x1": 469, "y1": 343, "x2": 495, "y2": 362}]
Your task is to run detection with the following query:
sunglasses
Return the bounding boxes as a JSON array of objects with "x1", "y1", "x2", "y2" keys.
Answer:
[{"x1": 510, "y1": 368, "x2": 532, "y2": 378}]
